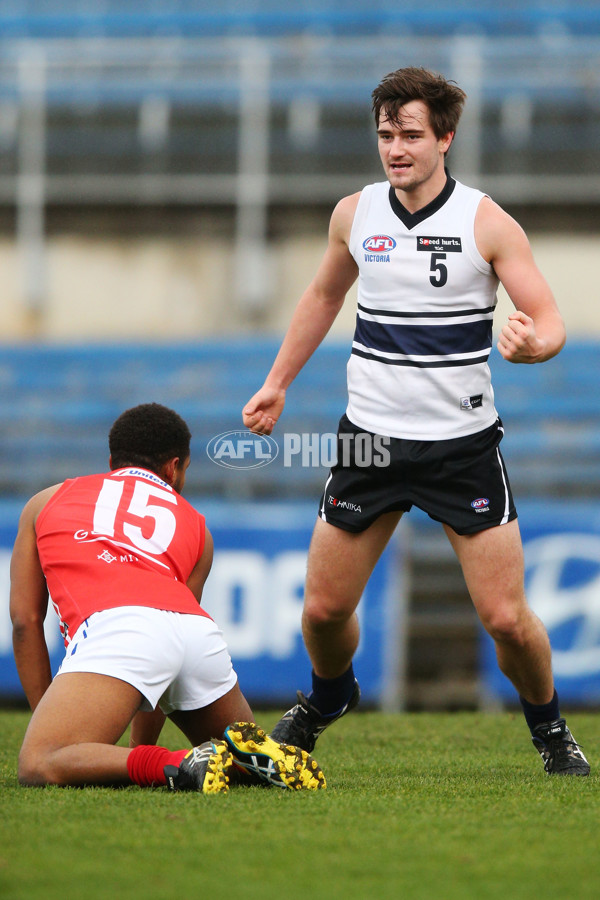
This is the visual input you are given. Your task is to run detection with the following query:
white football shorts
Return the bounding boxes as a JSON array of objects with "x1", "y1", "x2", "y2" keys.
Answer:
[{"x1": 56, "y1": 606, "x2": 238, "y2": 713}]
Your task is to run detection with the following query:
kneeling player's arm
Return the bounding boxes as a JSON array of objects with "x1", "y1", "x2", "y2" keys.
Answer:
[
  {"x1": 129, "y1": 707, "x2": 166, "y2": 747},
  {"x1": 9, "y1": 495, "x2": 53, "y2": 711},
  {"x1": 186, "y1": 528, "x2": 214, "y2": 604}
]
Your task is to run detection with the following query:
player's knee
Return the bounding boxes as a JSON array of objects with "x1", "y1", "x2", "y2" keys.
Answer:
[
  {"x1": 303, "y1": 595, "x2": 352, "y2": 629},
  {"x1": 18, "y1": 751, "x2": 46, "y2": 786},
  {"x1": 18, "y1": 747, "x2": 59, "y2": 786},
  {"x1": 482, "y1": 606, "x2": 527, "y2": 645}
]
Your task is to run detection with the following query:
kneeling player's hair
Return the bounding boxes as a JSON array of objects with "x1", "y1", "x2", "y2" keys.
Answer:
[{"x1": 109, "y1": 403, "x2": 191, "y2": 473}]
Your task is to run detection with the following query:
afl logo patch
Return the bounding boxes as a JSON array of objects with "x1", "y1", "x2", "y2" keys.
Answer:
[
  {"x1": 363, "y1": 235, "x2": 396, "y2": 253},
  {"x1": 206, "y1": 430, "x2": 279, "y2": 469},
  {"x1": 471, "y1": 498, "x2": 490, "y2": 510}
]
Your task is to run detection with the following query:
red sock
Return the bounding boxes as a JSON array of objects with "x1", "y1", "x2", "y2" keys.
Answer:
[{"x1": 127, "y1": 745, "x2": 189, "y2": 787}]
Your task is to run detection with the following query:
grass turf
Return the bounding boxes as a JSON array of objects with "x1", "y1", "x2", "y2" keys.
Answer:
[{"x1": 0, "y1": 708, "x2": 598, "y2": 899}]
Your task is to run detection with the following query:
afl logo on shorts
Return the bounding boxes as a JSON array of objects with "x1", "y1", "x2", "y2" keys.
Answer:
[
  {"x1": 471, "y1": 498, "x2": 490, "y2": 512},
  {"x1": 363, "y1": 235, "x2": 396, "y2": 252}
]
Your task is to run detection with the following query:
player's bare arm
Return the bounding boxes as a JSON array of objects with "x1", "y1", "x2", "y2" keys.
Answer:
[
  {"x1": 10, "y1": 485, "x2": 61, "y2": 710},
  {"x1": 185, "y1": 527, "x2": 214, "y2": 602},
  {"x1": 243, "y1": 193, "x2": 360, "y2": 435},
  {"x1": 475, "y1": 197, "x2": 566, "y2": 364}
]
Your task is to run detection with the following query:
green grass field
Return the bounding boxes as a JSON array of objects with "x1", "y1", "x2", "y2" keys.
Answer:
[{"x1": 1, "y1": 707, "x2": 598, "y2": 900}]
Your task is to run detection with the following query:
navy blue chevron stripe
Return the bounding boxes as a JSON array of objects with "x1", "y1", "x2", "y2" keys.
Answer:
[
  {"x1": 354, "y1": 315, "x2": 492, "y2": 357},
  {"x1": 357, "y1": 301, "x2": 496, "y2": 319},
  {"x1": 351, "y1": 347, "x2": 491, "y2": 368}
]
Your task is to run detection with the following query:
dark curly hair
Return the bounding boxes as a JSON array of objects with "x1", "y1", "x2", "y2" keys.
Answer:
[
  {"x1": 372, "y1": 66, "x2": 466, "y2": 139},
  {"x1": 109, "y1": 403, "x2": 191, "y2": 473}
]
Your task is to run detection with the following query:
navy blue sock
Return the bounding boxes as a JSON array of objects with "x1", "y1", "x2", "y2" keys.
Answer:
[
  {"x1": 520, "y1": 690, "x2": 560, "y2": 734},
  {"x1": 309, "y1": 666, "x2": 356, "y2": 718}
]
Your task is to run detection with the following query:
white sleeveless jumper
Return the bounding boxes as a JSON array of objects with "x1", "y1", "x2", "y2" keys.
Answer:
[{"x1": 346, "y1": 176, "x2": 500, "y2": 440}]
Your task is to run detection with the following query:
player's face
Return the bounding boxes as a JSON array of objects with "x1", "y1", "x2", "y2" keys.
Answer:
[
  {"x1": 377, "y1": 100, "x2": 453, "y2": 193},
  {"x1": 172, "y1": 455, "x2": 191, "y2": 493}
]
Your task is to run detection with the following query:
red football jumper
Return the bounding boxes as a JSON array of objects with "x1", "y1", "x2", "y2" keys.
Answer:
[{"x1": 35, "y1": 467, "x2": 211, "y2": 646}]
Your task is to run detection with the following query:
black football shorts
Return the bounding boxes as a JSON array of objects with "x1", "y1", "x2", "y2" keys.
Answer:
[{"x1": 318, "y1": 414, "x2": 517, "y2": 535}]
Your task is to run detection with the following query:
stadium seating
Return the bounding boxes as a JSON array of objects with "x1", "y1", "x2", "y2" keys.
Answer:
[
  {"x1": 2, "y1": 339, "x2": 595, "y2": 710},
  {"x1": 0, "y1": 340, "x2": 597, "y2": 502},
  {"x1": 1, "y1": 3, "x2": 599, "y2": 39},
  {"x1": 0, "y1": 7, "x2": 597, "y2": 201}
]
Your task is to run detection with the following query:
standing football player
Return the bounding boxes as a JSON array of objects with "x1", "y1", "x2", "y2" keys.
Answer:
[{"x1": 243, "y1": 66, "x2": 588, "y2": 776}]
